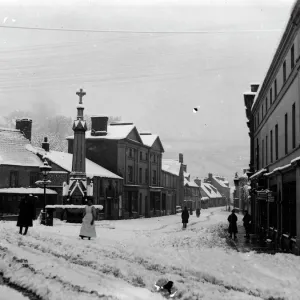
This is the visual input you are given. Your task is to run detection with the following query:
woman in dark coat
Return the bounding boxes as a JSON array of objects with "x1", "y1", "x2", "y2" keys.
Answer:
[
  {"x1": 181, "y1": 206, "x2": 189, "y2": 229},
  {"x1": 227, "y1": 209, "x2": 238, "y2": 239},
  {"x1": 17, "y1": 195, "x2": 35, "y2": 235}
]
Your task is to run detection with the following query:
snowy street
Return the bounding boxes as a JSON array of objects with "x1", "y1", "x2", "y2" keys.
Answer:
[{"x1": 1, "y1": 208, "x2": 300, "y2": 300}]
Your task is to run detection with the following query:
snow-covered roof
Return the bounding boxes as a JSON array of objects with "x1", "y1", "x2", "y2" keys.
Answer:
[
  {"x1": 213, "y1": 175, "x2": 230, "y2": 188},
  {"x1": 201, "y1": 197, "x2": 209, "y2": 201},
  {"x1": 0, "y1": 187, "x2": 57, "y2": 195},
  {"x1": 162, "y1": 159, "x2": 181, "y2": 176},
  {"x1": 66, "y1": 124, "x2": 135, "y2": 140},
  {"x1": 184, "y1": 180, "x2": 199, "y2": 188},
  {"x1": 201, "y1": 183, "x2": 222, "y2": 198},
  {"x1": 139, "y1": 133, "x2": 158, "y2": 147},
  {"x1": 28, "y1": 147, "x2": 122, "y2": 180},
  {"x1": 0, "y1": 128, "x2": 42, "y2": 167}
]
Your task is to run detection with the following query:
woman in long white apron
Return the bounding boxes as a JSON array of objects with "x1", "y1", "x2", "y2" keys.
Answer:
[{"x1": 79, "y1": 199, "x2": 97, "y2": 240}]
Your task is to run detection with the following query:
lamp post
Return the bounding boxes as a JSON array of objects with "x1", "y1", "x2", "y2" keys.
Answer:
[{"x1": 36, "y1": 159, "x2": 52, "y2": 225}]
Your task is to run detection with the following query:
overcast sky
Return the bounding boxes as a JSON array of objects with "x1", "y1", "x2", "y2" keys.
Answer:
[{"x1": 0, "y1": 0, "x2": 295, "y2": 180}]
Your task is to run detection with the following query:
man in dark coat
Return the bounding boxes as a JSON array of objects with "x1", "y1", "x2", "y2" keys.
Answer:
[
  {"x1": 181, "y1": 206, "x2": 189, "y2": 229},
  {"x1": 242, "y1": 210, "x2": 252, "y2": 239},
  {"x1": 17, "y1": 195, "x2": 36, "y2": 235},
  {"x1": 227, "y1": 209, "x2": 238, "y2": 239}
]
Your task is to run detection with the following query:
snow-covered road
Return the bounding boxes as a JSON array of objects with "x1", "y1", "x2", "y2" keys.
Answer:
[{"x1": 1, "y1": 207, "x2": 300, "y2": 300}]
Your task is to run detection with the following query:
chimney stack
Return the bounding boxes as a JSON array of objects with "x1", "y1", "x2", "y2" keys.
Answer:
[
  {"x1": 91, "y1": 116, "x2": 108, "y2": 136},
  {"x1": 194, "y1": 177, "x2": 201, "y2": 187},
  {"x1": 42, "y1": 137, "x2": 50, "y2": 152},
  {"x1": 179, "y1": 153, "x2": 183, "y2": 163},
  {"x1": 16, "y1": 118, "x2": 32, "y2": 142}
]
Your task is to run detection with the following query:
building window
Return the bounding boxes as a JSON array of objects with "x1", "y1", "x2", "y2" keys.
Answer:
[
  {"x1": 129, "y1": 148, "x2": 133, "y2": 158},
  {"x1": 10, "y1": 171, "x2": 19, "y2": 187},
  {"x1": 128, "y1": 166, "x2": 133, "y2": 183},
  {"x1": 265, "y1": 98, "x2": 268, "y2": 113},
  {"x1": 257, "y1": 112, "x2": 260, "y2": 125},
  {"x1": 291, "y1": 44, "x2": 295, "y2": 69},
  {"x1": 145, "y1": 153, "x2": 148, "y2": 161},
  {"x1": 270, "y1": 130, "x2": 273, "y2": 163},
  {"x1": 275, "y1": 124, "x2": 279, "y2": 160},
  {"x1": 152, "y1": 170, "x2": 157, "y2": 185},
  {"x1": 139, "y1": 151, "x2": 142, "y2": 161},
  {"x1": 153, "y1": 154, "x2": 156, "y2": 163},
  {"x1": 30, "y1": 172, "x2": 39, "y2": 186},
  {"x1": 139, "y1": 167, "x2": 142, "y2": 184},
  {"x1": 266, "y1": 135, "x2": 268, "y2": 166},
  {"x1": 274, "y1": 79, "x2": 277, "y2": 98},
  {"x1": 292, "y1": 103, "x2": 296, "y2": 149},
  {"x1": 261, "y1": 104, "x2": 264, "y2": 120},
  {"x1": 262, "y1": 139, "x2": 265, "y2": 167},
  {"x1": 283, "y1": 60, "x2": 287, "y2": 82},
  {"x1": 270, "y1": 88, "x2": 273, "y2": 105},
  {"x1": 285, "y1": 113, "x2": 288, "y2": 155},
  {"x1": 145, "y1": 168, "x2": 148, "y2": 184}
]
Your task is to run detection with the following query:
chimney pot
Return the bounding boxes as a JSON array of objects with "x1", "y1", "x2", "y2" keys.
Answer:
[
  {"x1": 250, "y1": 83, "x2": 260, "y2": 93},
  {"x1": 15, "y1": 118, "x2": 32, "y2": 141}
]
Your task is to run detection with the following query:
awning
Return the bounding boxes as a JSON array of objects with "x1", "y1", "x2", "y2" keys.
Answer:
[{"x1": 0, "y1": 187, "x2": 57, "y2": 195}]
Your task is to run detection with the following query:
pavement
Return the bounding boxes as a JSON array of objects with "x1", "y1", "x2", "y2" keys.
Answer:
[{"x1": 227, "y1": 224, "x2": 276, "y2": 254}]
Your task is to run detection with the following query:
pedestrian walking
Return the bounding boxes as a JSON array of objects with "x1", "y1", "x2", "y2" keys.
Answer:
[
  {"x1": 17, "y1": 195, "x2": 36, "y2": 235},
  {"x1": 79, "y1": 198, "x2": 97, "y2": 240},
  {"x1": 242, "y1": 210, "x2": 252, "y2": 239},
  {"x1": 196, "y1": 208, "x2": 200, "y2": 218},
  {"x1": 181, "y1": 206, "x2": 189, "y2": 229},
  {"x1": 227, "y1": 209, "x2": 238, "y2": 239}
]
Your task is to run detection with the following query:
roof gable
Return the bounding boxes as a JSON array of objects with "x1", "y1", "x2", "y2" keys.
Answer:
[
  {"x1": 127, "y1": 127, "x2": 143, "y2": 144},
  {"x1": 201, "y1": 183, "x2": 222, "y2": 198},
  {"x1": 140, "y1": 133, "x2": 164, "y2": 152},
  {"x1": 0, "y1": 128, "x2": 42, "y2": 167}
]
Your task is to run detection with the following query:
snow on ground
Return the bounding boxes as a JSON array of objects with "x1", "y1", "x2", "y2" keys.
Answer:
[
  {"x1": 1, "y1": 207, "x2": 300, "y2": 300},
  {"x1": 0, "y1": 285, "x2": 29, "y2": 300}
]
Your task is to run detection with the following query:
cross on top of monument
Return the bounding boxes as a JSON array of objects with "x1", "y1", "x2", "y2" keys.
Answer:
[{"x1": 76, "y1": 88, "x2": 86, "y2": 104}]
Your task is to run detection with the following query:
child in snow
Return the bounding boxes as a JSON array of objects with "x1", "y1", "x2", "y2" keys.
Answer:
[{"x1": 154, "y1": 278, "x2": 177, "y2": 297}]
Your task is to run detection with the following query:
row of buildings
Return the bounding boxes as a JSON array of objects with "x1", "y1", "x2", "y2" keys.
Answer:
[
  {"x1": 0, "y1": 91, "x2": 230, "y2": 220},
  {"x1": 241, "y1": 0, "x2": 300, "y2": 255}
]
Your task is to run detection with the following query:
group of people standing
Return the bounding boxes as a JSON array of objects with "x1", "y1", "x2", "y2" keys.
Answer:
[
  {"x1": 227, "y1": 209, "x2": 252, "y2": 239},
  {"x1": 17, "y1": 195, "x2": 97, "y2": 240}
]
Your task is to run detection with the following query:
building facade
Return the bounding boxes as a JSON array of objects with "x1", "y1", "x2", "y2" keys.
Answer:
[
  {"x1": 162, "y1": 157, "x2": 184, "y2": 208},
  {"x1": 203, "y1": 173, "x2": 229, "y2": 207},
  {"x1": 184, "y1": 179, "x2": 201, "y2": 210},
  {"x1": 0, "y1": 120, "x2": 57, "y2": 217},
  {"x1": 244, "y1": 1, "x2": 300, "y2": 255}
]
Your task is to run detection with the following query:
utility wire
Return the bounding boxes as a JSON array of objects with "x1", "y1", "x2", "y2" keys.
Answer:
[{"x1": 0, "y1": 25, "x2": 282, "y2": 34}]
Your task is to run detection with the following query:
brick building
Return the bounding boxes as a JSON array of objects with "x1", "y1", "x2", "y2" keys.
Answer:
[{"x1": 0, "y1": 119, "x2": 57, "y2": 216}]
